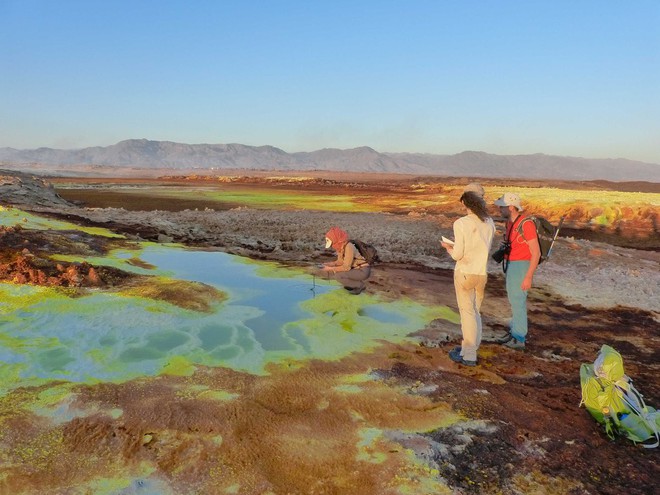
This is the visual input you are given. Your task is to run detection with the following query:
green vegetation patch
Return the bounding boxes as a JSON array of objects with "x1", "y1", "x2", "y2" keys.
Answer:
[
  {"x1": 488, "y1": 186, "x2": 659, "y2": 224},
  {"x1": 97, "y1": 185, "x2": 382, "y2": 213}
]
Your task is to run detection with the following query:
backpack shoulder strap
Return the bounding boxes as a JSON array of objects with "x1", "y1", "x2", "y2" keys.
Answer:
[
  {"x1": 505, "y1": 215, "x2": 525, "y2": 242},
  {"x1": 349, "y1": 240, "x2": 365, "y2": 259},
  {"x1": 517, "y1": 216, "x2": 537, "y2": 242},
  {"x1": 516, "y1": 216, "x2": 534, "y2": 232}
]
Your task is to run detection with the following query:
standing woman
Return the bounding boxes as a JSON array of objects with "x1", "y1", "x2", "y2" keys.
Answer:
[
  {"x1": 441, "y1": 186, "x2": 495, "y2": 366},
  {"x1": 321, "y1": 226, "x2": 371, "y2": 294}
]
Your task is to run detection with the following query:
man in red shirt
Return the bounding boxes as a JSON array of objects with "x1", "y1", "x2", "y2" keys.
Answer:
[{"x1": 493, "y1": 192, "x2": 541, "y2": 349}]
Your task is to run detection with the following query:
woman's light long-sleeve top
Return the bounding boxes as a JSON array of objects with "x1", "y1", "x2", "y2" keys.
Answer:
[{"x1": 449, "y1": 213, "x2": 495, "y2": 275}]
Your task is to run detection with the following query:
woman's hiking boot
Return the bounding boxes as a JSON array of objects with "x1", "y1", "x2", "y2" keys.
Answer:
[{"x1": 448, "y1": 346, "x2": 477, "y2": 366}]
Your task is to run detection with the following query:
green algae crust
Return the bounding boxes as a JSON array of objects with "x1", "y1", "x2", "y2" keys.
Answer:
[{"x1": 0, "y1": 206, "x2": 124, "y2": 237}]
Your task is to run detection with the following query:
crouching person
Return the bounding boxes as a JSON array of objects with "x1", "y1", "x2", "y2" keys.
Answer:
[{"x1": 321, "y1": 226, "x2": 372, "y2": 295}]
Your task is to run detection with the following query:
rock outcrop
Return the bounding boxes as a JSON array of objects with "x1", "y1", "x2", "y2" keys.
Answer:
[{"x1": 0, "y1": 169, "x2": 72, "y2": 208}]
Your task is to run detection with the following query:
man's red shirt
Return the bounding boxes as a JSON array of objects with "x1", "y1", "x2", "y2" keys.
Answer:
[{"x1": 507, "y1": 216, "x2": 536, "y2": 261}]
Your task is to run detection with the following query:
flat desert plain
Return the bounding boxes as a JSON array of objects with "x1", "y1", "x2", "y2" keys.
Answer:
[{"x1": 0, "y1": 170, "x2": 658, "y2": 495}]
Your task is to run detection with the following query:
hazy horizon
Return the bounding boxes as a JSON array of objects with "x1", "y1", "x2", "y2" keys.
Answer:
[
  {"x1": 2, "y1": 138, "x2": 660, "y2": 166},
  {"x1": 2, "y1": 1, "x2": 659, "y2": 163}
]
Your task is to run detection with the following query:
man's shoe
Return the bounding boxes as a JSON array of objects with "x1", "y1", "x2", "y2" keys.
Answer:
[
  {"x1": 503, "y1": 338, "x2": 525, "y2": 350},
  {"x1": 495, "y1": 332, "x2": 514, "y2": 344}
]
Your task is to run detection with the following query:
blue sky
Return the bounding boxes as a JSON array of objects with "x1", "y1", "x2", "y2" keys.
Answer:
[{"x1": 1, "y1": 0, "x2": 659, "y2": 163}]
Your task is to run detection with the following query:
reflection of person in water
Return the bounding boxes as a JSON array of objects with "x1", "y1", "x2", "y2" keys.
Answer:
[{"x1": 321, "y1": 226, "x2": 371, "y2": 295}]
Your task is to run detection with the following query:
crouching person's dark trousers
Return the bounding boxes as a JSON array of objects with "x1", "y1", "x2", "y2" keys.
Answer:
[{"x1": 336, "y1": 266, "x2": 372, "y2": 291}]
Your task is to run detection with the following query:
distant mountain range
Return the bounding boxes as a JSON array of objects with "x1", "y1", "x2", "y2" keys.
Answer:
[{"x1": 1, "y1": 139, "x2": 658, "y2": 181}]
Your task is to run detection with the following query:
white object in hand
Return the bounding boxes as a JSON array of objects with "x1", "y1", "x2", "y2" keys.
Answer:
[{"x1": 441, "y1": 236, "x2": 455, "y2": 246}]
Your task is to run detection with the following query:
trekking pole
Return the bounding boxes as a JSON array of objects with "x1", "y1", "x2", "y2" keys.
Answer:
[{"x1": 546, "y1": 216, "x2": 565, "y2": 259}]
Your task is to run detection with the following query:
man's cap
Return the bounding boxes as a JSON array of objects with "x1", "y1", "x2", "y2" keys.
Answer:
[
  {"x1": 494, "y1": 192, "x2": 523, "y2": 211},
  {"x1": 463, "y1": 183, "x2": 485, "y2": 198}
]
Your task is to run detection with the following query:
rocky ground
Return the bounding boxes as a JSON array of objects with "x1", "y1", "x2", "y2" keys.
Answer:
[{"x1": 1, "y1": 169, "x2": 658, "y2": 494}]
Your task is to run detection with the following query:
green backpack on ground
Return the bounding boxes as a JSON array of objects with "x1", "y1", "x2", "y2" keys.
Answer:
[{"x1": 580, "y1": 344, "x2": 659, "y2": 448}]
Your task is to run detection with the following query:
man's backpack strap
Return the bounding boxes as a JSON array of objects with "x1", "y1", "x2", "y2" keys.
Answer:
[
  {"x1": 516, "y1": 216, "x2": 565, "y2": 264},
  {"x1": 516, "y1": 216, "x2": 536, "y2": 242}
]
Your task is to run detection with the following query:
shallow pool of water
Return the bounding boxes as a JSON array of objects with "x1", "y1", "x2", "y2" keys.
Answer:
[{"x1": 0, "y1": 244, "x2": 455, "y2": 392}]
